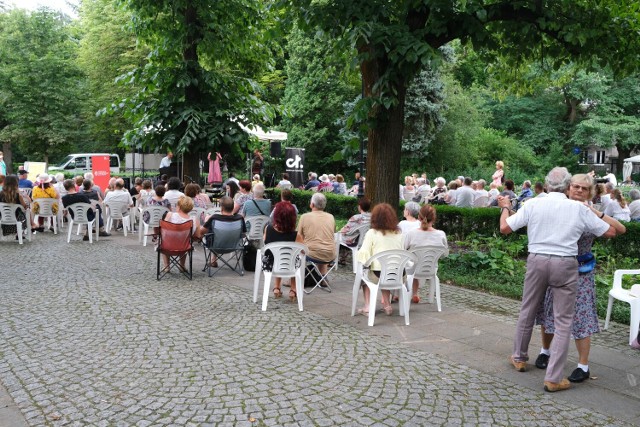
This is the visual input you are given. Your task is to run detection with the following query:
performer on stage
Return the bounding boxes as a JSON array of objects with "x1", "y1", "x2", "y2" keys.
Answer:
[
  {"x1": 208, "y1": 152, "x2": 222, "y2": 185},
  {"x1": 251, "y1": 149, "x2": 263, "y2": 177}
]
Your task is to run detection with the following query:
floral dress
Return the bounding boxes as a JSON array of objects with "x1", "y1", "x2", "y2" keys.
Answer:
[{"x1": 536, "y1": 233, "x2": 599, "y2": 339}]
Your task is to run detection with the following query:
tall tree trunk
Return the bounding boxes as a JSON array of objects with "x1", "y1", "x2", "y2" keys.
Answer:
[
  {"x1": 360, "y1": 52, "x2": 406, "y2": 208},
  {"x1": 2, "y1": 142, "x2": 12, "y2": 174},
  {"x1": 616, "y1": 143, "x2": 632, "y2": 178},
  {"x1": 182, "y1": 3, "x2": 202, "y2": 185}
]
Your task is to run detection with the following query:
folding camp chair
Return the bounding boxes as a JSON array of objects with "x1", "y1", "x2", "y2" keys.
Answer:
[
  {"x1": 304, "y1": 233, "x2": 340, "y2": 294},
  {"x1": 202, "y1": 217, "x2": 246, "y2": 277},
  {"x1": 156, "y1": 219, "x2": 194, "y2": 280}
]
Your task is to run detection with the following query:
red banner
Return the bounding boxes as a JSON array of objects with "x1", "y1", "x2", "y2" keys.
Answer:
[{"x1": 92, "y1": 155, "x2": 111, "y2": 192}]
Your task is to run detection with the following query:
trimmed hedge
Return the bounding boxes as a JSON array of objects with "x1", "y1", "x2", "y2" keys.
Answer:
[
  {"x1": 599, "y1": 220, "x2": 640, "y2": 260},
  {"x1": 266, "y1": 188, "x2": 640, "y2": 259},
  {"x1": 266, "y1": 188, "x2": 359, "y2": 219},
  {"x1": 431, "y1": 206, "x2": 500, "y2": 240}
]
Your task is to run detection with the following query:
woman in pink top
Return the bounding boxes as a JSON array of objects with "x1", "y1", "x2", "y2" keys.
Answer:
[{"x1": 491, "y1": 161, "x2": 504, "y2": 187}]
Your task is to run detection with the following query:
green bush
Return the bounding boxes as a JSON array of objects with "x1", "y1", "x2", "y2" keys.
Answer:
[
  {"x1": 433, "y1": 205, "x2": 500, "y2": 240},
  {"x1": 599, "y1": 221, "x2": 640, "y2": 260},
  {"x1": 266, "y1": 188, "x2": 360, "y2": 219}
]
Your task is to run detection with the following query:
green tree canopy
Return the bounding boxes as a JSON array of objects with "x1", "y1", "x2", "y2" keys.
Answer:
[
  {"x1": 284, "y1": 0, "x2": 640, "y2": 206},
  {"x1": 114, "y1": 0, "x2": 277, "y2": 179},
  {"x1": 0, "y1": 8, "x2": 84, "y2": 165}
]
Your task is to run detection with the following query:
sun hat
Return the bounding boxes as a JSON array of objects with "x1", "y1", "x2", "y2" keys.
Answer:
[
  {"x1": 319, "y1": 174, "x2": 329, "y2": 182},
  {"x1": 38, "y1": 173, "x2": 52, "y2": 183}
]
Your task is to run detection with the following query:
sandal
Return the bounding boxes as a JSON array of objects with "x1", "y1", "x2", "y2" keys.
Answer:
[
  {"x1": 412, "y1": 295, "x2": 420, "y2": 304},
  {"x1": 357, "y1": 307, "x2": 369, "y2": 316},
  {"x1": 289, "y1": 290, "x2": 297, "y2": 302},
  {"x1": 273, "y1": 288, "x2": 282, "y2": 299},
  {"x1": 383, "y1": 305, "x2": 393, "y2": 316}
]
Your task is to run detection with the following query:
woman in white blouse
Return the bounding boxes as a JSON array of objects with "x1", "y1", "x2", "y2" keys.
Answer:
[
  {"x1": 404, "y1": 204, "x2": 448, "y2": 303},
  {"x1": 603, "y1": 189, "x2": 631, "y2": 222}
]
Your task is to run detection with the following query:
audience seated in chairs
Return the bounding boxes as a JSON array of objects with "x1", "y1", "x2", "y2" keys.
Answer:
[
  {"x1": 263, "y1": 201, "x2": 304, "y2": 301},
  {"x1": 61, "y1": 179, "x2": 111, "y2": 240},
  {"x1": 399, "y1": 201, "x2": 421, "y2": 234},
  {"x1": 240, "y1": 183, "x2": 271, "y2": 219},
  {"x1": 163, "y1": 177, "x2": 185, "y2": 209},
  {"x1": 200, "y1": 196, "x2": 246, "y2": 273},
  {"x1": 356, "y1": 203, "x2": 405, "y2": 317},
  {"x1": 338, "y1": 197, "x2": 371, "y2": 265},
  {"x1": 0, "y1": 175, "x2": 34, "y2": 239},
  {"x1": 232, "y1": 180, "x2": 253, "y2": 215},
  {"x1": 276, "y1": 173, "x2": 292, "y2": 190},
  {"x1": 184, "y1": 183, "x2": 209, "y2": 223},
  {"x1": 297, "y1": 192, "x2": 336, "y2": 284},
  {"x1": 31, "y1": 173, "x2": 59, "y2": 232},
  {"x1": 404, "y1": 204, "x2": 448, "y2": 303},
  {"x1": 159, "y1": 196, "x2": 202, "y2": 274}
]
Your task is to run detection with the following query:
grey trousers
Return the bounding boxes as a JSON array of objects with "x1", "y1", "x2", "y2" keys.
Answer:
[{"x1": 513, "y1": 253, "x2": 578, "y2": 383}]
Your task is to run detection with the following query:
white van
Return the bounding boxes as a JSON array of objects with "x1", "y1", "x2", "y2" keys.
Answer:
[{"x1": 48, "y1": 153, "x2": 121, "y2": 175}]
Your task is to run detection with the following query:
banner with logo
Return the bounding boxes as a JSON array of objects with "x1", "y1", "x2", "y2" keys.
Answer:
[
  {"x1": 285, "y1": 148, "x2": 305, "y2": 189},
  {"x1": 92, "y1": 155, "x2": 111, "y2": 192}
]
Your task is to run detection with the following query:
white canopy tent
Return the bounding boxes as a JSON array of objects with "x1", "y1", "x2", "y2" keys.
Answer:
[
  {"x1": 624, "y1": 155, "x2": 640, "y2": 163},
  {"x1": 238, "y1": 123, "x2": 287, "y2": 141}
]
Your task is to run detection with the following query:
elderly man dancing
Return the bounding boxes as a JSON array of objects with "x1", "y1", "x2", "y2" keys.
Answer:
[{"x1": 498, "y1": 167, "x2": 615, "y2": 392}]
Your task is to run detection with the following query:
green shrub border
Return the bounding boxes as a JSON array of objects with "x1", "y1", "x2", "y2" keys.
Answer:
[{"x1": 266, "y1": 188, "x2": 640, "y2": 259}]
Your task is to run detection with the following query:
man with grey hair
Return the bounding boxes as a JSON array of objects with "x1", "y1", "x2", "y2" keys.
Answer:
[
  {"x1": 297, "y1": 192, "x2": 336, "y2": 276},
  {"x1": 304, "y1": 172, "x2": 320, "y2": 191},
  {"x1": 240, "y1": 183, "x2": 271, "y2": 218},
  {"x1": 499, "y1": 167, "x2": 615, "y2": 392},
  {"x1": 83, "y1": 172, "x2": 103, "y2": 199}
]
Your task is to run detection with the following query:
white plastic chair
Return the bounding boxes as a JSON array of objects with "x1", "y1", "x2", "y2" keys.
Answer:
[
  {"x1": 66, "y1": 203, "x2": 99, "y2": 243},
  {"x1": 245, "y1": 215, "x2": 270, "y2": 248},
  {"x1": 604, "y1": 269, "x2": 640, "y2": 345},
  {"x1": 139, "y1": 205, "x2": 169, "y2": 246},
  {"x1": 406, "y1": 246, "x2": 449, "y2": 312},
  {"x1": 338, "y1": 223, "x2": 370, "y2": 273},
  {"x1": 0, "y1": 203, "x2": 31, "y2": 244},
  {"x1": 104, "y1": 200, "x2": 131, "y2": 236},
  {"x1": 351, "y1": 249, "x2": 417, "y2": 326},
  {"x1": 473, "y1": 196, "x2": 489, "y2": 207},
  {"x1": 188, "y1": 207, "x2": 206, "y2": 225},
  {"x1": 32, "y1": 198, "x2": 59, "y2": 234},
  {"x1": 253, "y1": 242, "x2": 307, "y2": 312}
]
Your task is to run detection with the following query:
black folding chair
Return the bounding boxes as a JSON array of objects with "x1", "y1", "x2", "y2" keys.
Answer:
[{"x1": 202, "y1": 218, "x2": 246, "y2": 277}]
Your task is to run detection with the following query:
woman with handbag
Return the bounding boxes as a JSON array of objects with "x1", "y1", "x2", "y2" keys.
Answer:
[
  {"x1": 534, "y1": 174, "x2": 625, "y2": 383},
  {"x1": 262, "y1": 202, "x2": 303, "y2": 301}
]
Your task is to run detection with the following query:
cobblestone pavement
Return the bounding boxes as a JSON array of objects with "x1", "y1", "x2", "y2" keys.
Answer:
[{"x1": 0, "y1": 231, "x2": 634, "y2": 426}]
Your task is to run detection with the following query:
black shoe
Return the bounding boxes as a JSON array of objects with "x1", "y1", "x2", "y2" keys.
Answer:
[
  {"x1": 535, "y1": 353, "x2": 550, "y2": 369},
  {"x1": 568, "y1": 367, "x2": 590, "y2": 383},
  {"x1": 98, "y1": 231, "x2": 111, "y2": 237},
  {"x1": 83, "y1": 235, "x2": 90, "y2": 241}
]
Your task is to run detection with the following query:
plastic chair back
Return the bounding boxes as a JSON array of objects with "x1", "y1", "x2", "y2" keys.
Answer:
[
  {"x1": 0, "y1": 202, "x2": 31, "y2": 244},
  {"x1": 604, "y1": 269, "x2": 640, "y2": 344},
  {"x1": 66, "y1": 203, "x2": 97, "y2": 243},
  {"x1": 364, "y1": 249, "x2": 417, "y2": 291},
  {"x1": 407, "y1": 246, "x2": 449, "y2": 312},
  {"x1": 33, "y1": 198, "x2": 59, "y2": 234},
  {"x1": 245, "y1": 215, "x2": 270, "y2": 246},
  {"x1": 253, "y1": 242, "x2": 308, "y2": 312}
]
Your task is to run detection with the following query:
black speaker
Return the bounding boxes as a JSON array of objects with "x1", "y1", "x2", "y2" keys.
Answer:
[{"x1": 270, "y1": 141, "x2": 281, "y2": 157}]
